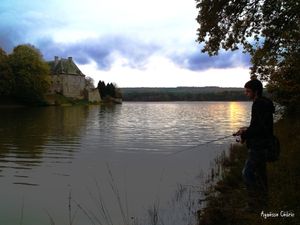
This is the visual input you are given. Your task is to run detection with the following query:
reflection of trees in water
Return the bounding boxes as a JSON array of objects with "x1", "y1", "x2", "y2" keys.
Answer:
[
  {"x1": 0, "y1": 106, "x2": 89, "y2": 169},
  {"x1": 47, "y1": 106, "x2": 89, "y2": 137}
]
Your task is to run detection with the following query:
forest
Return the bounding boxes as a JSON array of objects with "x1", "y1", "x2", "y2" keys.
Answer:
[{"x1": 121, "y1": 87, "x2": 249, "y2": 101}]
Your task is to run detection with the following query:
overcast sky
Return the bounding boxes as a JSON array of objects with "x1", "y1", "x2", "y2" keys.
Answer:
[{"x1": 0, "y1": 0, "x2": 251, "y2": 87}]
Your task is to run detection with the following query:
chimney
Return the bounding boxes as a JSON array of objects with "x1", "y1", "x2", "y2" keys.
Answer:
[
  {"x1": 54, "y1": 56, "x2": 59, "y2": 65},
  {"x1": 68, "y1": 57, "x2": 73, "y2": 62}
]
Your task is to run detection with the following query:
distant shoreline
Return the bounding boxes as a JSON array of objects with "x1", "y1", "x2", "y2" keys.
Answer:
[{"x1": 121, "y1": 87, "x2": 250, "y2": 102}]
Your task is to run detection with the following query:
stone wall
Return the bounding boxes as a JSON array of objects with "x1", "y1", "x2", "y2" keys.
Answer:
[
  {"x1": 50, "y1": 74, "x2": 86, "y2": 99},
  {"x1": 88, "y1": 89, "x2": 101, "y2": 103}
]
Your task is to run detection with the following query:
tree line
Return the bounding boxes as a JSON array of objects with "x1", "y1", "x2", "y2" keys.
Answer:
[
  {"x1": 97, "y1": 80, "x2": 122, "y2": 99},
  {"x1": 0, "y1": 44, "x2": 50, "y2": 105},
  {"x1": 121, "y1": 88, "x2": 249, "y2": 101}
]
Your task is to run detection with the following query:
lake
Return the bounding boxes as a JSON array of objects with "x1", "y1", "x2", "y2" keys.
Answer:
[{"x1": 0, "y1": 102, "x2": 251, "y2": 225}]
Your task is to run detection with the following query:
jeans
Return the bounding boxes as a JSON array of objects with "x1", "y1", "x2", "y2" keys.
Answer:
[{"x1": 242, "y1": 148, "x2": 268, "y2": 208}]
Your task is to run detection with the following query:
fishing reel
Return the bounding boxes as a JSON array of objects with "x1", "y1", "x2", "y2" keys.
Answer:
[
  {"x1": 233, "y1": 127, "x2": 247, "y2": 143},
  {"x1": 232, "y1": 132, "x2": 241, "y2": 142}
]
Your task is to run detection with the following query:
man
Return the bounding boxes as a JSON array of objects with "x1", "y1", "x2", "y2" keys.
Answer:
[{"x1": 234, "y1": 78, "x2": 275, "y2": 210}]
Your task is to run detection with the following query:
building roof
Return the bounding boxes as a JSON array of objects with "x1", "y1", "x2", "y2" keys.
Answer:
[{"x1": 48, "y1": 56, "x2": 85, "y2": 76}]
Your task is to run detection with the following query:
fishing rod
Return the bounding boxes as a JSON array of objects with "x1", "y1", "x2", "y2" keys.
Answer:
[{"x1": 167, "y1": 134, "x2": 234, "y2": 156}]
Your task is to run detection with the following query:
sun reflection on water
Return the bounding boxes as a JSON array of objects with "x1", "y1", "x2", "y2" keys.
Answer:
[{"x1": 228, "y1": 101, "x2": 250, "y2": 131}]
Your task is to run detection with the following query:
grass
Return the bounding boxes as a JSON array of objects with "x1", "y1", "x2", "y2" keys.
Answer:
[
  {"x1": 45, "y1": 94, "x2": 120, "y2": 106},
  {"x1": 45, "y1": 94, "x2": 92, "y2": 106},
  {"x1": 197, "y1": 113, "x2": 300, "y2": 225}
]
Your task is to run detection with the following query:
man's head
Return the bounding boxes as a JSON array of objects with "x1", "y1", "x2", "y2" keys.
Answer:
[{"x1": 244, "y1": 79, "x2": 263, "y2": 100}]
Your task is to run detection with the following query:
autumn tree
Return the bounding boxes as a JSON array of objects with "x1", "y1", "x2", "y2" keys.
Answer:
[
  {"x1": 195, "y1": 0, "x2": 300, "y2": 109},
  {"x1": 0, "y1": 48, "x2": 14, "y2": 96},
  {"x1": 9, "y1": 44, "x2": 51, "y2": 104}
]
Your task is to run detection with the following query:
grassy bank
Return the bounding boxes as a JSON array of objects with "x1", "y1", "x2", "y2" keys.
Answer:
[
  {"x1": 44, "y1": 94, "x2": 90, "y2": 106},
  {"x1": 197, "y1": 114, "x2": 300, "y2": 225}
]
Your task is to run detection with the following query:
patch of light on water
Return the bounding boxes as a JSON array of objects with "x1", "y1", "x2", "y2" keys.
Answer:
[{"x1": 0, "y1": 102, "x2": 252, "y2": 225}]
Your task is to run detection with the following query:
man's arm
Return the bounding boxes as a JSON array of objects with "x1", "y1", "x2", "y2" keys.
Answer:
[{"x1": 241, "y1": 100, "x2": 266, "y2": 140}]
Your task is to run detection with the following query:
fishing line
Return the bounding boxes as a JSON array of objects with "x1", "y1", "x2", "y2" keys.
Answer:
[
  {"x1": 150, "y1": 134, "x2": 235, "y2": 222},
  {"x1": 167, "y1": 134, "x2": 234, "y2": 156}
]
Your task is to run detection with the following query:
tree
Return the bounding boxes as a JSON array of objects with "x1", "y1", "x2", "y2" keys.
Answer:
[
  {"x1": 9, "y1": 44, "x2": 51, "y2": 104},
  {"x1": 107, "y1": 83, "x2": 116, "y2": 97},
  {"x1": 196, "y1": 0, "x2": 300, "y2": 108},
  {"x1": 97, "y1": 80, "x2": 106, "y2": 97},
  {"x1": 97, "y1": 80, "x2": 121, "y2": 99},
  {"x1": 85, "y1": 76, "x2": 95, "y2": 90},
  {"x1": 0, "y1": 48, "x2": 14, "y2": 96}
]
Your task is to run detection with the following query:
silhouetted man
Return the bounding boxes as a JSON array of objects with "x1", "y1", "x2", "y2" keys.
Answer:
[{"x1": 234, "y1": 79, "x2": 275, "y2": 210}]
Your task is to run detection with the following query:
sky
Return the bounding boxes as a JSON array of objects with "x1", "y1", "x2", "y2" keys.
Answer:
[{"x1": 0, "y1": 0, "x2": 252, "y2": 87}]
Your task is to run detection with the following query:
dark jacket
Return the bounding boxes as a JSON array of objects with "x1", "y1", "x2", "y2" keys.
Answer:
[{"x1": 241, "y1": 96, "x2": 275, "y2": 149}]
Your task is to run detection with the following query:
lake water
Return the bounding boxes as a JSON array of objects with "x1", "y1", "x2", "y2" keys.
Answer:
[{"x1": 0, "y1": 102, "x2": 251, "y2": 225}]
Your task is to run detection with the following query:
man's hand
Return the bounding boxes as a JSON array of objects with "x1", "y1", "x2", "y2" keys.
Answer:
[
  {"x1": 233, "y1": 127, "x2": 247, "y2": 136},
  {"x1": 233, "y1": 127, "x2": 248, "y2": 143}
]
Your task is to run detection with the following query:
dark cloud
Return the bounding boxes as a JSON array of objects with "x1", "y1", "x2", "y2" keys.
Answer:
[
  {"x1": 0, "y1": 23, "x2": 29, "y2": 53},
  {"x1": 38, "y1": 38, "x2": 251, "y2": 72},
  {"x1": 0, "y1": 35, "x2": 15, "y2": 53},
  {"x1": 0, "y1": 11, "x2": 250, "y2": 73},
  {"x1": 0, "y1": 0, "x2": 252, "y2": 72},
  {"x1": 0, "y1": 22, "x2": 161, "y2": 70},
  {"x1": 36, "y1": 36, "x2": 161, "y2": 70},
  {"x1": 171, "y1": 48, "x2": 251, "y2": 71}
]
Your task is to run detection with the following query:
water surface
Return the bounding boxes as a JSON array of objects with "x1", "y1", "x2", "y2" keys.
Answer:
[{"x1": 0, "y1": 102, "x2": 251, "y2": 225}]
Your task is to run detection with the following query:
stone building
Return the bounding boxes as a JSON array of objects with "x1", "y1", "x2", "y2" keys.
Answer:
[{"x1": 48, "y1": 56, "x2": 101, "y2": 102}]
